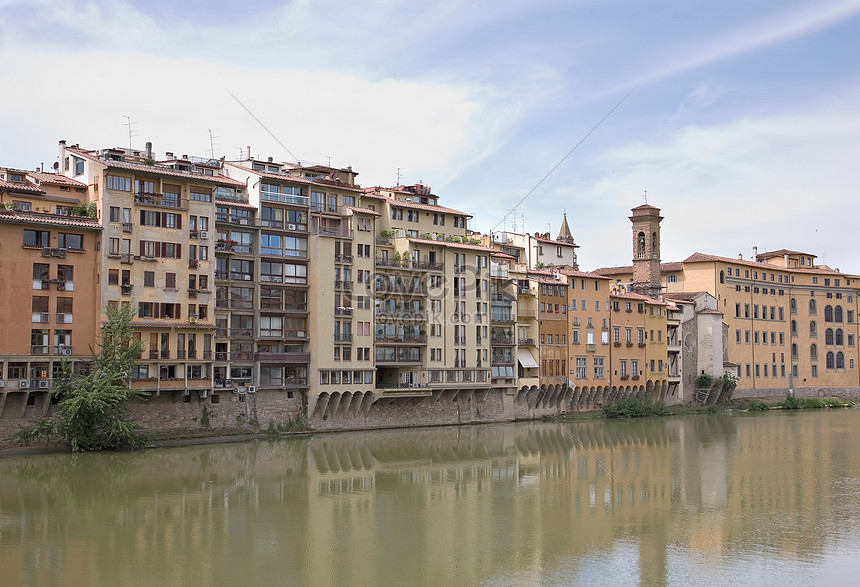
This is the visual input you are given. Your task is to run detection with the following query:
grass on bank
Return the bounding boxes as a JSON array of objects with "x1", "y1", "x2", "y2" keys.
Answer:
[{"x1": 555, "y1": 395, "x2": 855, "y2": 422}]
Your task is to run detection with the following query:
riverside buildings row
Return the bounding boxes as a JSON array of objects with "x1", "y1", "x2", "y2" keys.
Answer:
[{"x1": 1, "y1": 139, "x2": 858, "y2": 435}]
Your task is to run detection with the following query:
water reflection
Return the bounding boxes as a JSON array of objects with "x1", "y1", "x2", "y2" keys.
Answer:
[{"x1": 1, "y1": 411, "x2": 859, "y2": 586}]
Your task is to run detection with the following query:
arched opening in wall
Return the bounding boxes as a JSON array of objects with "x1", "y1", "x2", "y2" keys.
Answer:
[
  {"x1": 651, "y1": 232, "x2": 657, "y2": 258},
  {"x1": 637, "y1": 231, "x2": 646, "y2": 258},
  {"x1": 719, "y1": 270, "x2": 724, "y2": 284}
]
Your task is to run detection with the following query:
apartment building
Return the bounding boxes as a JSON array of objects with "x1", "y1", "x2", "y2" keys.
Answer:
[
  {"x1": 0, "y1": 168, "x2": 101, "y2": 425},
  {"x1": 58, "y1": 142, "x2": 249, "y2": 406}
]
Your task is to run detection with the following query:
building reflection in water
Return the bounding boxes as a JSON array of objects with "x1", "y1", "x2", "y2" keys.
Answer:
[{"x1": 1, "y1": 411, "x2": 859, "y2": 585}]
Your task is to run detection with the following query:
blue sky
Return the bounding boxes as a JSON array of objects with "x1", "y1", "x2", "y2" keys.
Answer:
[{"x1": 2, "y1": 0, "x2": 860, "y2": 272}]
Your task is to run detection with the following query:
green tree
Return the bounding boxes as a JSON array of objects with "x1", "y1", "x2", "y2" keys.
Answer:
[{"x1": 13, "y1": 305, "x2": 146, "y2": 452}]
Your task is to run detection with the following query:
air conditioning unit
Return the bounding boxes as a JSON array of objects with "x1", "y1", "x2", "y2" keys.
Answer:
[
  {"x1": 60, "y1": 347, "x2": 72, "y2": 356},
  {"x1": 246, "y1": 385, "x2": 256, "y2": 394},
  {"x1": 287, "y1": 223, "x2": 297, "y2": 230},
  {"x1": 53, "y1": 248, "x2": 67, "y2": 258},
  {"x1": 19, "y1": 380, "x2": 30, "y2": 389},
  {"x1": 199, "y1": 231, "x2": 208, "y2": 239},
  {"x1": 199, "y1": 390, "x2": 208, "y2": 399},
  {"x1": 239, "y1": 218, "x2": 248, "y2": 225},
  {"x1": 188, "y1": 289, "x2": 197, "y2": 298},
  {"x1": 38, "y1": 380, "x2": 50, "y2": 389},
  {"x1": 297, "y1": 331, "x2": 306, "y2": 338},
  {"x1": 225, "y1": 379, "x2": 233, "y2": 387},
  {"x1": 57, "y1": 281, "x2": 67, "y2": 291},
  {"x1": 42, "y1": 247, "x2": 53, "y2": 257}
]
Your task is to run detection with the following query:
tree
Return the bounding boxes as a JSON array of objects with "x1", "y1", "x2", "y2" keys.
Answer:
[{"x1": 13, "y1": 305, "x2": 147, "y2": 452}]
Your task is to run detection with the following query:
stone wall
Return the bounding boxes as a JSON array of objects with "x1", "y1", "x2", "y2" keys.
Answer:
[{"x1": 733, "y1": 386, "x2": 860, "y2": 401}]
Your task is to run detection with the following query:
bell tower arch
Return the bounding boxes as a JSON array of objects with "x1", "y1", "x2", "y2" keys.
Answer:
[{"x1": 630, "y1": 204, "x2": 663, "y2": 298}]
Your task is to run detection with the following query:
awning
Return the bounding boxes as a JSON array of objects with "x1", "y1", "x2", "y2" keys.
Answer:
[{"x1": 517, "y1": 349, "x2": 539, "y2": 369}]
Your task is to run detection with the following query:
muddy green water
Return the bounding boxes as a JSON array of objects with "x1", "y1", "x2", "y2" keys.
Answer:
[{"x1": 1, "y1": 410, "x2": 859, "y2": 586}]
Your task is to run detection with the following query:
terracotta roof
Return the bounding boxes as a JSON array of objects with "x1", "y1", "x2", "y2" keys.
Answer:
[
  {"x1": 558, "y1": 268, "x2": 611, "y2": 280},
  {"x1": 698, "y1": 309, "x2": 724, "y2": 315},
  {"x1": 663, "y1": 291, "x2": 709, "y2": 302},
  {"x1": 536, "y1": 277, "x2": 567, "y2": 285},
  {"x1": 388, "y1": 198, "x2": 472, "y2": 217},
  {"x1": 611, "y1": 290, "x2": 665, "y2": 304},
  {"x1": 344, "y1": 206, "x2": 381, "y2": 217},
  {"x1": 28, "y1": 171, "x2": 87, "y2": 188},
  {"x1": 215, "y1": 199, "x2": 257, "y2": 210},
  {"x1": 591, "y1": 261, "x2": 683, "y2": 275},
  {"x1": 226, "y1": 163, "x2": 363, "y2": 192},
  {"x1": 756, "y1": 249, "x2": 816, "y2": 260},
  {"x1": 69, "y1": 148, "x2": 246, "y2": 187},
  {"x1": 0, "y1": 209, "x2": 102, "y2": 229},
  {"x1": 406, "y1": 237, "x2": 493, "y2": 252},
  {"x1": 682, "y1": 252, "x2": 845, "y2": 275},
  {"x1": 0, "y1": 177, "x2": 44, "y2": 194},
  {"x1": 491, "y1": 251, "x2": 516, "y2": 259}
]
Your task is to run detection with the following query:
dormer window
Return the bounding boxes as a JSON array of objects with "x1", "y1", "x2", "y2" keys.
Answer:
[{"x1": 9, "y1": 173, "x2": 24, "y2": 183}]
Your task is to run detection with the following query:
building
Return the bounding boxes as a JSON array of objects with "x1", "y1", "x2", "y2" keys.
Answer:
[{"x1": 0, "y1": 167, "x2": 101, "y2": 433}]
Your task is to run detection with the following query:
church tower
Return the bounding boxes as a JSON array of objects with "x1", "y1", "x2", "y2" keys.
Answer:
[{"x1": 630, "y1": 204, "x2": 663, "y2": 299}]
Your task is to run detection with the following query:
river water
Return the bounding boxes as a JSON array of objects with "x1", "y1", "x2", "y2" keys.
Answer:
[{"x1": 1, "y1": 409, "x2": 859, "y2": 586}]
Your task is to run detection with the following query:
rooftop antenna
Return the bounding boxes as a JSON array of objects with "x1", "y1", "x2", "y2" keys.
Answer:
[
  {"x1": 326, "y1": 155, "x2": 332, "y2": 167},
  {"x1": 235, "y1": 147, "x2": 244, "y2": 160},
  {"x1": 643, "y1": 190, "x2": 648, "y2": 205},
  {"x1": 123, "y1": 115, "x2": 138, "y2": 149},
  {"x1": 208, "y1": 129, "x2": 219, "y2": 159},
  {"x1": 395, "y1": 167, "x2": 405, "y2": 186}
]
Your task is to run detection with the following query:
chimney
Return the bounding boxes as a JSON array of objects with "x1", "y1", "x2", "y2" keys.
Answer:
[
  {"x1": 145, "y1": 142, "x2": 152, "y2": 159},
  {"x1": 752, "y1": 246, "x2": 758, "y2": 259},
  {"x1": 247, "y1": 146, "x2": 251, "y2": 161},
  {"x1": 58, "y1": 140, "x2": 67, "y2": 170},
  {"x1": 784, "y1": 254, "x2": 789, "y2": 268},
  {"x1": 267, "y1": 156, "x2": 273, "y2": 163},
  {"x1": 165, "y1": 152, "x2": 174, "y2": 159},
  {"x1": 738, "y1": 254, "x2": 743, "y2": 260}
]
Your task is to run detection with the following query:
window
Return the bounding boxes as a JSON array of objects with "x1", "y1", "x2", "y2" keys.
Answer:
[
  {"x1": 23, "y1": 230, "x2": 50, "y2": 247},
  {"x1": 105, "y1": 175, "x2": 131, "y2": 191},
  {"x1": 835, "y1": 306, "x2": 843, "y2": 322},
  {"x1": 593, "y1": 356, "x2": 604, "y2": 379},
  {"x1": 57, "y1": 233, "x2": 83, "y2": 250},
  {"x1": 810, "y1": 321, "x2": 817, "y2": 337},
  {"x1": 809, "y1": 298, "x2": 816, "y2": 314},
  {"x1": 810, "y1": 343, "x2": 818, "y2": 361}
]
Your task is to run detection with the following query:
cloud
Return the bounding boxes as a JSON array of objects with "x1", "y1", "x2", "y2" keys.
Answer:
[
  {"x1": 0, "y1": 50, "x2": 484, "y2": 189},
  {"x1": 575, "y1": 88, "x2": 860, "y2": 271}
]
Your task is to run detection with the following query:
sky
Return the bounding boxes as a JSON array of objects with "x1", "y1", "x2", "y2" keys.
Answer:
[{"x1": 2, "y1": 0, "x2": 860, "y2": 272}]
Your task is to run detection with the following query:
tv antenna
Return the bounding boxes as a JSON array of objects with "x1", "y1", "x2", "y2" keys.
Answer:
[
  {"x1": 395, "y1": 167, "x2": 405, "y2": 186},
  {"x1": 642, "y1": 190, "x2": 648, "y2": 205},
  {"x1": 123, "y1": 115, "x2": 138, "y2": 149},
  {"x1": 208, "y1": 129, "x2": 219, "y2": 159}
]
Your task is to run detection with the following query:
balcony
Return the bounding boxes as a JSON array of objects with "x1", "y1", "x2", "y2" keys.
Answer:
[
  {"x1": 255, "y1": 352, "x2": 310, "y2": 363},
  {"x1": 375, "y1": 334, "x2": 427, "y2": 344},
  {"x1": 490, "y1": 313, "x2": 514, "y2": 324},
  {"x1": 32, "y1": 312, "x2": 50, "y2": 324},
  {"x1": 215, "y1": 241, "x2": 236, "y2": 253},
  {"x1": 374, "y1": 309, "x2": 427, "y2": 321},
  {"x1": 334, "y1": 280, "x2": 354, "y2": 291},
  {"x1": 411, "y1": 261, "x2": 443, "y2": 271},
  {"x1": 313, "y1": 225, "x2": 353, "y2": 238},
  {"x1": 518, "y1": 338, "x2": 535, "y2": 347},
  {"x1": 134, "y1": 192, "x2": 185, "y2": 210},
  {"x1": 122, "y1": 222, "x2": 133, "y2": 233},
  {"x1": 491, "y1": 336, "x2": 515, "y2": 346},
  {"x1": 517, "y1": 309, "x2": 536, "y2": 318},
  {"x1": 261, "y1": 190, "x2": 309, "y2": 206},
  {"x1": 334, "y1": 333, "x2": 354, "y2": 343},
  {"x1": 229, "y1": 328, "x2": 254, "y2": 338},
  {"x1": 375, "y1": 282, "x2": 427, "y2": 295},
  {"x1": 335, "y1": 306, "x2": 354, "y2": 317},
  {"x1": 375, "y1": 351, "x2": 422, "y2": 364},
  {"x1": 335, "y1": 254, "x2": 353, "y2": 264}
]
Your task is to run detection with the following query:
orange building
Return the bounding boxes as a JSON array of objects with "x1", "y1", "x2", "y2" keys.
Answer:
[{"x1": 0, "y1": 168, "x2": 101, "y2": 425}]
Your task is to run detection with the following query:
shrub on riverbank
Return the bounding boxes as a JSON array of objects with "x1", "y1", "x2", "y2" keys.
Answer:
[{"x1": 602, "y1": 397, "x2": 670, "y2": 419}]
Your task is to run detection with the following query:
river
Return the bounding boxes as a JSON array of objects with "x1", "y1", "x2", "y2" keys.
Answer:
[{"x1": 1, "y1": 409, "x2": 859, "y2": 586}]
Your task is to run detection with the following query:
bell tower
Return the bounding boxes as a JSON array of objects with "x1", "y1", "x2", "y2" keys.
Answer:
[{"x1": 630, "y1": 204, "x2": 663, "y2": 299}]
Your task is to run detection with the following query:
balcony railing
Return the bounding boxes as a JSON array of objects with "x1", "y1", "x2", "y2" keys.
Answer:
[
  {"x1": 375, "y1": 282, "x2": 427, "y2": 295},
  {"x1": 334, "y1": 280, "x2": 354, "y2": 291},
  {"x1": 313, "y1": 225, "x2": 353, "y2": 238},
  {"x1": 335, "y1": 306, "x2": 354, "y2": 317},
  {"x1": 375, "y1": 334, "x2": 427, "y2": 344},
  {"x1": 335, "y1": 255, "x2": 353, "y2": 264},
  {"x1": 491, "y1": 336, "x2": 515, "y2": 346},
  {"x1": 134, "y1": 192, "x2": 185, "y2": 210},
  {"x1": 374, "y1": 310, "x2": 427, "y2": 321},
  {"x1": 261, "y1": 190, "x2": 309, "y2": 206},
  {"x1": 518, "y1": 338, "x2": 535, "y2": 347},
  {"x1": 334, "y1": 333, "x2": 353, "y2": 342},
  {"x1": 255, "y1": 352, "x2": 310, "y2": 363}
]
